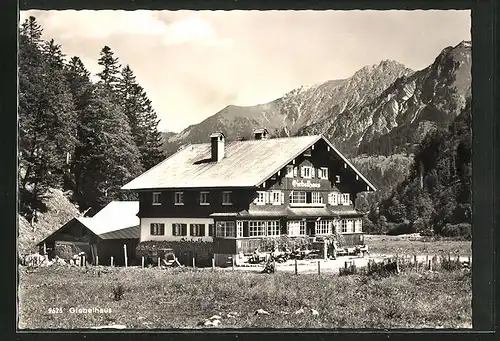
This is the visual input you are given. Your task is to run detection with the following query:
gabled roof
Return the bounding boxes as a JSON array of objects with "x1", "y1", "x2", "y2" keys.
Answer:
[
  {"x1": 121, "y1": 135, "x2": 377, "y2": 191},
  {"x1": 37, "y1": 201, "x2": 140, "y2": 245}
]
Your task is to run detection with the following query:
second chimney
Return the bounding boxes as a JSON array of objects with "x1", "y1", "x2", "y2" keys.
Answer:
[
  {"x1": 253, "y1": 128, "x2": 269, "y2": 140},
  {"x1": 210, "y1": 132, "x2": 225, "y2": 162}
]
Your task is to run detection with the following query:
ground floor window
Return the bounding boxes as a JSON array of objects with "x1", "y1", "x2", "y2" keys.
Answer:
[
  {"x1": 315, "y1": 220, "x2": 333, "y2": 235},
  {"x1": 267, "y1": 221, "x2": 280, "y2": 236},
  {"x1": 172, "y1": 223, "x2": 187, "y2": 236},
  {"x1": 249, "y1": 221, "x2": 266, "y2": 236},
  {"x1": 237, "y1": 221, "x2": 244, "y2": 238},
  {"x1": 150, "y1": 223, "x2": 165, "y2": 235},
  {"x1": 190, "y1": 224, "x2": 205, "y2": 237},
  {"x1": 355, "y1": 219, "x2": 362, "y2": 233},
  {"x1": 215, "y1": 221, "x2": 236, "y2": 237},
  {"x1": 287, "y1": 220, "x2": 306, "y2": 236},
  {"x1": 248, "y1": 221, "x2": 280, "y2": 237},
  {"x1": 346, "y1": 219, "x2": 354, "y2": 233},
  {"x1": 341, "y1": 220, "x2": 347, "y2": 233}
]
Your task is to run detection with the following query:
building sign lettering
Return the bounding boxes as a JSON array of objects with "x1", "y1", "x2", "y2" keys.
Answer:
[{"x1": 292, "y1": 179, "x2": 321, "y2": 188}]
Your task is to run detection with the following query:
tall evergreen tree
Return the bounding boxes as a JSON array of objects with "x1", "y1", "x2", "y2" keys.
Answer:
[
  {"x1": 96, "y1": 46, "x2": 121, "y2": 92},
  {"x1": 19, "y1": 17, "x2": 77, "y2": 223},
  {"x1": 76, "y1": 85, "x2": 143, "y2": 215},
  {"x1": 117, "y1": 65, "x2": 165, "y2": 170}
]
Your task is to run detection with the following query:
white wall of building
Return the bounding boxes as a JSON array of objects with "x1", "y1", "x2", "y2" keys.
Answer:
[{"x1": 140, "y1": 217, "x2": 215, "y2": 242}]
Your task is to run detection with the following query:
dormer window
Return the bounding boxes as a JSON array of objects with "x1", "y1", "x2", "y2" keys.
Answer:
[
  {"x1": 301, "y1": 166, "x2": 313, "y2": 179},
  {"x1": 304, "y1": 148, "x2": 312, "y2": 157},
  {"x1": 152, "y1": 192, "x2": 161, "y2": 206},
  {"x1": 200, "y1": 191, "x2": 210, "y2": 205},
  {"x1": 285, "y1": 165, "x2": 294, "y2": 178},
  {"x1": 254, "y1": 191, "x2": 267, "y2": 205}
]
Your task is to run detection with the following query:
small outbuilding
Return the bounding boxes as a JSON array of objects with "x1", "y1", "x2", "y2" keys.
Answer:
[{"x1": 37, "y1": 201, "x2": 140, "y2": 266}]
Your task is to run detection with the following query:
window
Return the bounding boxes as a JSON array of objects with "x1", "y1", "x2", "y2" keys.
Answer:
[
  {"x1": 152, "y1": 192, "x2": 161, "y2": 205},
  {"x1": 346, "y1": 219, "x2": 354, "y2": 233},
  {"x1": 190, "y1": 224, "x2": 205, "y2": 237},
  {"x1": 336, "y1": 175, "x2": 341, "y2": 183},
  {"x1": 150, "y1": 223, "x2": 165, "y2": 235},
  {"x1": 172, "y1": 223, "x2": 187, "y2": 236},
  {"x1": 355, "y1": 219, "x2": 362, "y2": 233},
  {"x1": 319, "y1": 167, "x2": 328, "y2": 179},
  {"x1": 304, "y1": 147, "x2": 312, "y2": 157},
  {"x1": 237, "y1": 221, "x2": 243, "y2": 238},
  {"x1": 222, "y1": 191, "x2": 232, "y2": 205},
  {"x1": 249, "y1": 221, "x2": 266, "y2": 237},
  {"x1": 254, "y1": 191, "x2": 267, "y2": 205},
  {"x1": 285, "y1": 165, "x2": 294, "y2": 178},
  {"x1": 270, "y1": 191, "x2": 283, "y2": 205},
  {"x1": 266, "y1": 221, "x2": 280, "y2": 236},
  {"x1": 289, "y1": 191, "x2": 307, "y2": 204},
  {"x1": 301, "y1": 166, "x2": 313, "y2": 179},
  {"x1": 174, "y1": 192, "x2": 184, "y2": 205},
  {"x1": 215, "y1": 221, "x2": 236, "y2": 237},
  {"x1": 341, "y1": 220, "x2": 347, "y2": 233},
  {"x1": 315, "y1": 220, "x2": 332, "y2": 235},
  {"x1": 328, "y1": 192, "x2": 339, "y2": 205},
  {"x1": 342, "y1": 193, "x2": 350, "y2": 206},
  {"x1": 200, "y1": 192, "x2": 210, "y2": 205},
  {"x1": 288, "y1": 221, "x2": 306, "y2": 236},
  {"x1": 311, "y1": 192, "x2": 324, "y2": 204}
]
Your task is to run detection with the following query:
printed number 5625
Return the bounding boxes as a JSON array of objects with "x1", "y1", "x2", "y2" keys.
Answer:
[{"x1": 48, "y1": 308, "x2": 63, "y2": 314}]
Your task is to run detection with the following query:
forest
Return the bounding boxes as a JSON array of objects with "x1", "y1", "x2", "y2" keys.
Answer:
[{"x1": 19, "y1": 16, "x2": 165, "y2": 222}]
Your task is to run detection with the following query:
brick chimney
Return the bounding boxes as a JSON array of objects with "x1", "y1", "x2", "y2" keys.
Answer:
[
  {"x1": 253, "y1": 128, "x2": 269, "y2": 140},
  {"x1": 210, "y1": 132, "x2": 225, "y2": 162}
]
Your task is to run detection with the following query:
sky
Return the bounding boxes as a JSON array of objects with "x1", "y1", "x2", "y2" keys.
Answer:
[{"x1": 19, "y1": 10, "x2": 471, "y2": 133}]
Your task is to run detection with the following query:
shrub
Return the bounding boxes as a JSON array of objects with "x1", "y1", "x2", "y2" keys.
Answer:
[
  {"x1": 440, "y1": 255, "x2": 463, "y2": 271},
  {"x1": 441, "y1": 223, "x2": 471, "y2": 238},
  {"x1": 112, "y1": 283, "x2": 125, "y2": 301},
  {"x1": 339, "y1": 264, "x2": 358, "y2": 276},
  {"x1": 386, "y1": 222, "x2": 415, "y2": 236}
]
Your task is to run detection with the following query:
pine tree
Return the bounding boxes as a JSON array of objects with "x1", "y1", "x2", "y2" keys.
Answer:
[
  {"x1": 76, "y1": 85, "x2": 143, "y2": 215},
  {"x1": 19, "y1": 18, "x2": 78, "y2": 223},
  {"x1": 117, "y1": 65, "x2": 165, "y2": 170},
  {"x1": 96, "y1": 46, "x2": 121, "y2": 92}
]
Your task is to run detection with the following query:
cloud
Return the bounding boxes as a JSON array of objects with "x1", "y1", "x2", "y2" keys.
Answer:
[
  {"x1": 19, "y1": 10, "x2": 470, "y2": 133},
  {"x1": 20, "y1": 10, "x2": 232, "y2": 48}
]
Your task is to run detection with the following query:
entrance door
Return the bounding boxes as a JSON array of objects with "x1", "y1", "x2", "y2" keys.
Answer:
[{"x1": 306, "y1": 221, "x2": 315, "y2": 236}]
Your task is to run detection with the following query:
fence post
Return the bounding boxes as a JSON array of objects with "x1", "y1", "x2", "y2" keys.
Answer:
[
  {"x1": 193, "y1": 257, "x2": 196, "y2": 270},
  {"x1": 141, "y1": 256, "x2": 144, "y2": 268},
  {"x1": 96, "y1": 255, "x2": 99, "y2": 266},
  {"x1": 111, "y1": 256, "x2": 114, "y2": 267},
  {"x1": 429, "y1": 259, "x2": 432, "y2": 271},
  {"x1": 344, "y1": 261, "x2": 348, "y2": 269},
  {"x1": 158, "y1": 256, "x2": 161, "y2": 268},
  {"x1": 212, "y1": 258, "x2": 215, "y2": 271},
  {"x1": 468, "y1": 255, "x2": 471, "y2": 265},
  {"x1": 425, "y1": 255, "x2": 429, "y2": 270},
  {"x1": 273, "y1": 259, "x2": 276, "y2": 272},
  {"x1": 124, "y1": 244, "x2": 128, "y2": 268},
  {"x1": 232, "y1": 257, "x2": 235, "y2": 271},
  {"x1": 294, "y1": 259, "x2": 298, "y2": 275}
]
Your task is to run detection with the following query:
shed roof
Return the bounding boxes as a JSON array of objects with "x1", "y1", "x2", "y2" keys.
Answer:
[
  {"x1": 121, "y1": 135, "x2": 377, "y2": 191},
  {"x1": 37, "y1": 201, "x2": 140, "y2": 245}
]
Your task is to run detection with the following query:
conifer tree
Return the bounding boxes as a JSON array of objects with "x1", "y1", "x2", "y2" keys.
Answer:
[
  {"x1": 76, "y1": 85, "x2": 143, "y2": 215},
  {"x1": 96, "y1": 45, "x2": 121, "y2": 92}
]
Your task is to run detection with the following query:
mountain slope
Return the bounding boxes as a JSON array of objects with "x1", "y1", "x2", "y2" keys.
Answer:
[
  {"x1": 164, "y1": 60, "x2": 413, "y2": 155},
  {"x1": 357, "y1": 41, "x2": 471, "y2": 155}
]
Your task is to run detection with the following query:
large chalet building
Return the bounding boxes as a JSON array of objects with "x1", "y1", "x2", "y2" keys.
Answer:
[{"x1": 121, "y1": 129, "x2": 376, "y2": 265}]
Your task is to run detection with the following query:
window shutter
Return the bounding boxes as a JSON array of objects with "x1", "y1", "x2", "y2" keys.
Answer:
[
  {"x1": 150, "y1": 224, "x2": 155, "y2": 235},
  {"x1": 200, "y1": 224, "x2": 206, "y2": 236},
  {"x1": 160, "y1": 224, "x2": 165, "y2": 235},
  {"x1": 208, "y1": 224, "x2": 214, "y2": 236},
  {"x1": 182, "y1": 224, "x2": 187, "y2": 236},
  {"x1": 172, "y1": 224, "x2": 176, "y2": 236},
  {"x1": 293, "y1": 167, "x2": 298, "y2": 177},
  {"x1": 189, "y1": 224, "x2": 193, "y2": 236},
  {"x1": 280, "y1": 192, "x2": 285, "y2": 204}
]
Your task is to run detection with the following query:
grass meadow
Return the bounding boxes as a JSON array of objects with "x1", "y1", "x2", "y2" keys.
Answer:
[{"x1": 18, "y1": 263, "x2": 471, "y2": 330}]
